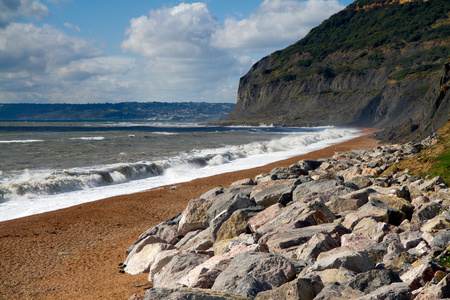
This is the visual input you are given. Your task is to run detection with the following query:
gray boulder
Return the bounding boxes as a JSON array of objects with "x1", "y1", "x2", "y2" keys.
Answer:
[
  {"x1": 124, "y1": 235, "x2": 174, "y2": 275},
  {"x1": 327, "y1": 189, "x2": 371, "y2": 214},
  {"x1": 251, "y1": 184, "x2": 294, "y2": 208},
  {"x1": 230, "y1": 178, "x2": 255, "y2": 188},
  {"x1": 207, "y1": 193, "x2": 255, "y2": 223},
  {"x1": 255, "y1": 200, "x2": 336, "y2": 239},
  {"x1": 415, "y1": 273, "x2": 450, "y2": 300},
  {"x1": 292, "y1": 180, "x2": 346, "y2": 202},
  {"x1": 216, "y1": 207, "x2": 264, "y2": 242},
  {"x1": 308, "y1": 250, "x2": 375, "y2": 274},
  {"x1": 127, "y1": 214, "x2": 181, "y2": 254},
  {"x1": 178, "y1": 197, "x2": 214, "y2": 235},
  {"x1": 254, "y1": 277, "x2": 324, "y2": 300},
  {"x1": 400, "y1": 256, "x2": 446, "y2": 290},
  {"x1": 431, "y1": 229, "x2": 450, "y2": 249},
  {"x1": 207, "y1": 193, "x2": 255, "y2": 240},
  {"x1": 314, "y1": 282, "x2": 364, "y2": 300},
  {"x1": 411, "y1": 202, "x2": 442, "y2": 224},
  {"x1": 263, "y1": 222, "x2": 348, "y2": 255},
  {"x1": 153, "y1": 252, "x2": 210, "y2": 288},
  {"x1": 211, "y1": 252, "x2": 296, "y2": 299},
  {"x1": 356, "y1": 282, "x2": 413, "y2": 300},
  {"x1": 295, "y1": 232, "x2": 339, "y2": 261},
  {"x1": 144, "y1": 287, "x2": 249, "y2": 300},
  {"x1": 347, "y1": 175, "x2": 373, "y2": 189},
  {"x1": 399, "y1": 230, "x2": 423, "y2": 250},
  {"x1": 345, "y1": 269, "x2": 402, "y2": 294}
]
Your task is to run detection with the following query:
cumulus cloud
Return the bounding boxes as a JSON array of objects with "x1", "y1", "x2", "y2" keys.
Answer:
[
  {"x1": 120, "y1": 2, "x2": 253, "y2": 102},
  {"x1": 0, "y1": 23, "x2": 125, "y2": 103},
  {"x1": 0, "y1": 0, "x2": 348, "y2": 104},
  {"x1": 212, "y1": 0, "x2": 344, "y2": 52},
  {"x1": 0, "y1": 0, "x2": 49, "y2": 28},
  {"x1": 0, "y1": 23, "x2": 103, "y2": 73},
  {"x1": 122, "y1": 3, "x2": 220, "y2": 58}
]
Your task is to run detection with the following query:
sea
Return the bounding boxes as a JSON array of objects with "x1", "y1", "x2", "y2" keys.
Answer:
[{"x1": 0, "y1": 121, "x2": 362, "y2": 222}]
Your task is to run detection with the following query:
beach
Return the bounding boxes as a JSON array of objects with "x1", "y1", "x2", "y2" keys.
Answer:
[{"x1": 0, "y1": 129, "x2": 379, "y2": 299}]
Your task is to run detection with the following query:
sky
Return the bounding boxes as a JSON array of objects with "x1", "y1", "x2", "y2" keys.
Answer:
[{"x1": 0, "y1": 0, "x2": 355, "y2": 104}]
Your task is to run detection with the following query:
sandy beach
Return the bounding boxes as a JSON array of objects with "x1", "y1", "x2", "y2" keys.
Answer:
[{"x1": 0, "y1": 129, "x2": 379, "y2": 300}]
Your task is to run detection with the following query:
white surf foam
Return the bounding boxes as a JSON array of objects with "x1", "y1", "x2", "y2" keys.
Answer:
[{"x1": 0, "y1": 127, "x2": 361, "y2": 222}]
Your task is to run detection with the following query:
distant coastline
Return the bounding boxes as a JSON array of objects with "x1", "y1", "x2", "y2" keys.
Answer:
[{"x1": 0, "y1": 102, "x2": 235, "y2": 122}]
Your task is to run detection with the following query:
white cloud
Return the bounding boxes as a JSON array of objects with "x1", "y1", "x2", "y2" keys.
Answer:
[
  {"x1": 0, "y1": 0, "x2": 348, "y2": 104},
  {"x1": 212, "y1": 0, "x2": 344, "y2": 52},
  {"x1": 120, "y1": 2, "x2": 253, "y2": 102},
  {"x1": 0, "y1": 23, "x2": 123, "y2": 103},
  {"x1": 0, "y1": 23, "x2": 102, "y2": 73},
  {"x1": 0, "y1": 0, "x2": 49, "y2": 28},
  {"x1": 121, "y1": 3, "x2": 220, "y2": 58},
  {"x1": 63, "y1": 22, "x2": 81, "y2": 33}
]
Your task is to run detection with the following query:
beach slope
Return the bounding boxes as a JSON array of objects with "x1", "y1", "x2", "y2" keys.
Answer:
[{"x1": 0, "y1": 129, "x2": 378, "y2": 299}]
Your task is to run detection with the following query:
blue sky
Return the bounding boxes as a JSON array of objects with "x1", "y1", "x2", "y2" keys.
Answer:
[{"x1": 0, "y1": 0, "x2": 355, "y2": 104}]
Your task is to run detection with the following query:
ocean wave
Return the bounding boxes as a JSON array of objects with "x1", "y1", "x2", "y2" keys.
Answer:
[
  {"x1": 175, "y1": 128, "x2": 357, "y2": 168},
  {"x1": 70, "y1": 137, "x2": 105, "y2": 141},
  {"x1": 0, "y1": 163, "x2": 164, "y2": 201},
  {"x1": 0, "y1": 128, "x2": 359, "y2": 202},
  {"x1": 0, "y1": 139, "x2": 44, "y2": 143}
]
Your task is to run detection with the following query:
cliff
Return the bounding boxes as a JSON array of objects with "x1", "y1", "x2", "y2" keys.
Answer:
[{"x1": 227, "y1": 0, "x2": 450, "y2": 142}]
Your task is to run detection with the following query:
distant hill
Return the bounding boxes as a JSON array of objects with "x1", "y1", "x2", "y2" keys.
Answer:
[
  {"x1": 227, "y1": 0, "x2": 450, "y2": 142},
  {"x1": 0, "y1": 102, "x2": 235, "y2": 122}
]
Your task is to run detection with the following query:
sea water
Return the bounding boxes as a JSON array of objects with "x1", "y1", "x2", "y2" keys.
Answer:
[{"x1": 0, "y1": 121, "x2": 361, "y2": 221}]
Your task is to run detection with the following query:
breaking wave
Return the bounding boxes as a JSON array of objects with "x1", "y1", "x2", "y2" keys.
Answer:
[{"x1": 0, "y1": 128, "x2": 358, "y2": 202}]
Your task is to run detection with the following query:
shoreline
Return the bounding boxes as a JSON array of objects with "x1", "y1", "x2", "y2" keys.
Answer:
[{"x1": 0, "y1": 128, "x2": 379, "y2": 300}]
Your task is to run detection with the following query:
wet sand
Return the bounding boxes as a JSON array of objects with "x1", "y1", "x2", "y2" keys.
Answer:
[{"x1": 0, "y1": 129, "x2": 379, "y2": 299}]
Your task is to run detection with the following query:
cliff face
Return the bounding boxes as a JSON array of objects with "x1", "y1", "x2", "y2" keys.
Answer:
[{"x1": 227, "y1": 0, "x2": 450, "y2": 142}]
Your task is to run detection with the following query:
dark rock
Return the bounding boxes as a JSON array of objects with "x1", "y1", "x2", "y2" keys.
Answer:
[
  {"x1": 414, "y1": 273, "x2": 450, "y2": 300},
  {"x1": 295, "y1": 232, "x2": 339, "y2": 261},
  {"x1": 314, "y1": 282, "x2": 364, "y2": 300},
  {"x1": 290, "y1": 160, "x2": 322, "y2": 172},
  {"x1": 211, "y1": 252, "x2": 296, "y2": 299},
  {"x1": 345, "y1": 269, "x2": 402, "y2": 294},
  {"x1": 357, "y1": 282, "x2": 413, "y2": 300},
  {"x1": 400, "y1": 256, "x2": 446, "y2": 290},
  {"x1": 431, "y1": 229, "x2": 450, "y2": 250},
  {"x1": 358, "y1": 199, "x2": 405, "y2": 226},
  {"x1": 263, "y1": 222, "x2": 348, "y2": 254},
  {"x1": 207, "y1": 193, "x2": 255, "y2": 223},
  {"x1": 293, "y1": 180, "x2": 347, "y2": 202},
  {"x1": 364, "y1": 242, "x2": 390, "y2": 265},
  {"x1": 207, "y1": 193, "x2": 255, "y2": 240},
  {"x1": 411, "y1": 202, "x2": 442, "y2": 224},
  {"x1": 308, "y1": 250, "x2": 375, "y2": 274},
  {"x1": 347, "y1": 175, "x2": 373, "y2": 189},
  {"x1": 251, "y1": 184, "x2": 294, "y2": 208},
  {"x1": 144, "y1": 287, "x2": 249, "y2": 300},
  {"x1": 254, "y1": 277, "x2": 324, "y2": 300}
]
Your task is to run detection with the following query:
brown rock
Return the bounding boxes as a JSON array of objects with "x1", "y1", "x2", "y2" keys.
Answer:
[{"x1": 178, "y1": 197, "x2": 214, "y2": 235}]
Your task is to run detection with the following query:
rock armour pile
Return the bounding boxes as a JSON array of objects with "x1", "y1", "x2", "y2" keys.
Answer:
[{"x1": 126, "y1": 137, "x2": 450, "y2": 300}]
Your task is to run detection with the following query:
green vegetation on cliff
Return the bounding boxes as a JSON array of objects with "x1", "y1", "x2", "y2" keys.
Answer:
[
  {"x1": 387, "y1": 120, "x2": 450, "y2": 185},
  {"x1": 267, "y1": 0, "x2": 450, "y2": 81}
]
